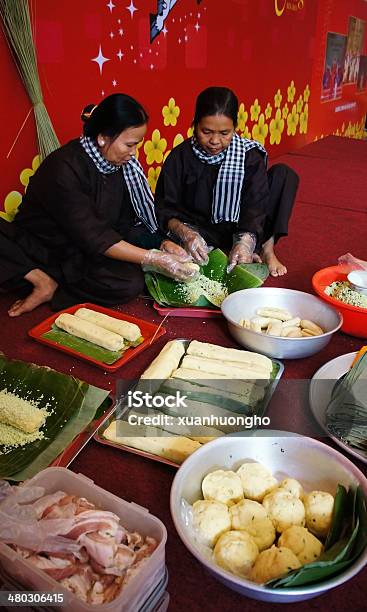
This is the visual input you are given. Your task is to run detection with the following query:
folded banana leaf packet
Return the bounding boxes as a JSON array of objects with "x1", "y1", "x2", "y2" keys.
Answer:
[
  {"x1": 145, "y1": 248, "x2": 269, "y2": 308},
  {"x1": 326, "y1": 353, "x2": 367, "y2": 456}
]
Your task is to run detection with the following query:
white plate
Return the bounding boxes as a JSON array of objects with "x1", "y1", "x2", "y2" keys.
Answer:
[{"x1": 309, "y1": 351, "x2": 367, "y2": 465}]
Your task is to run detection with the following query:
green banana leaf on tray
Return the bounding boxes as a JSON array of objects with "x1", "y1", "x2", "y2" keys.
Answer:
[
  {"x1": 267, "y1": 484, "x2": 367, "y2": 588},
  {"x1": 145, "y1": 248, "x2": 269, "y2": 308},
  {"x1": 42, "y1": 325, "x2": 144, "y2": 365},
  {"x1": 0, "y1": 353, "x2": 110, "y2": 480}
]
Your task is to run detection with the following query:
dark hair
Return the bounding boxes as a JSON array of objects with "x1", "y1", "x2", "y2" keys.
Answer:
[
  {"x1": 193, "y1": 87, "x2": 238, "y2": 128},
  {"x1": 81, "y1": 93, "x2": 148, "y2": 139}
]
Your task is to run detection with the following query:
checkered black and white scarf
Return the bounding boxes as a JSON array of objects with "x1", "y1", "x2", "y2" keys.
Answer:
[
  {"x1": 80, "y1": 135, "x2": 158, "y2": 232},
  {"x1": 191, "y1": 133, "x2": 267, "y2": 224}
]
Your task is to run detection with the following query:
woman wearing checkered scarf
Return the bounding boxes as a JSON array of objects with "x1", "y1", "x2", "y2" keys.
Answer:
[
  {"x1": 0, "y1": 94, "x2": 196, "y2": 317},
  {"x1": 155, "y1": 87, "x2": 299, "y2": 277}
]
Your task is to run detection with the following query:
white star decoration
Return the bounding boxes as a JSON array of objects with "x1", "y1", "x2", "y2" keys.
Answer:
[
  {"x1": 119, "y1": 28, "x2": 124, "y2": 36},
  {"x1": 117, "y1": 49, "x2": 124, "y2": 60},
  {"x1": 92, "y1": 45, "x2": 110, "y2": 75},
  {"x1": 150, "y1": 64, "x2": 154, "y2": 70},
  {"x1": 107, "y1": 0, "x2": 115, "y2": 13},
  {"x1": 112, "y1": 80, "x2": 117, "y2": 87},
  {"x1": 162, "y1": 26, "x2": 168, "y2": 36},
  {"x1": 126, "y1": 1, "x2": 137, "y2": 18},
  {"x1": 110, "y1": 31, "x2": 114, "y2": 38},
  {"x1": 194, "y1": 22, "x2": 200, "y2": 32}
]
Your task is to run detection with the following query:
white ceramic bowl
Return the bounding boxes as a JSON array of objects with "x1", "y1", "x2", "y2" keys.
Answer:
[
  {"x1": 170, "y1": 432, "x2": 367, "y2": 603},
  {"x1": 221, "y1": 288, "x2": 343, "y2": 359},
  {"x1": 348, "y1": 270, "x2": 367, "y2": 296}
]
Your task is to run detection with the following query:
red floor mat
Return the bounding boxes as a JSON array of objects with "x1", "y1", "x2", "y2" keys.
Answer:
[
  {"x1": 272, "y1": 153, "x2": 367, "y2": 211},
  {"x1": 288, "y1": 135, "x2": 367, "y2": 162}
]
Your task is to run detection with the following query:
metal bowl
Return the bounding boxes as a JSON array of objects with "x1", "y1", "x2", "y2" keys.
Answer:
[
  {"x1": 170, "y1": 432, "x2": 367, "y2": 603},
  {"x1": 347, "y1": 271, "x2": 367, "y2": 296},
  {"x1": 221, "y1": 288, "x2": 343, "y2": 359}
]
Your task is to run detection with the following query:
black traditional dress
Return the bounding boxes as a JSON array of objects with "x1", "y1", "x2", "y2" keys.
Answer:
[
  {"x1": 0, "y1": 139, "x2": 161, "y2": 309},
  {"x1": 155, "y1": 139, "x2": 299, "y2": 251}
]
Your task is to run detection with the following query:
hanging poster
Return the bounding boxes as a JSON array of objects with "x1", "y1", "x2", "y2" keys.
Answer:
[
  {"x1": 321, "y1": 32, "x2": 346, "y2": 101},
  {"x1": 357, "y1": 55, "x2": 367, "y2": 92},
  {"x1": 343, "y1": 16, "x2": 366, "y2": 84}
]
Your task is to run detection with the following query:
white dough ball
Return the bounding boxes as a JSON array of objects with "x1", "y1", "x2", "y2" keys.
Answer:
[
  {"x1": 250, "y1": 545, "x2": 301, "y2": 584},
  {"x1": 192, "y1": 500, "x2": 231, "y2": 547},
  {"x1": 262, "y1": 490, "x2": 305, "y2": 533},
  {"x1": 214, "y1": 530, "x2": 259, "y2": 577},
  {"x1": 278, "y1": 526, "x2": 323, "y2": 565},
  {"x1": 236, "y1": 462, "x2": 278, "y2": 502},
  {"x1": 202, "y1": 469, "x2": 244, "y2": 506},
  {"x1": 279, "y1": 478, "x2": 304, "y2": 499},
  {"x1": 230, "y1": 499, "x2": 267, "y2": 529},
  {"x1": 241, "y1": 517, "x2": 276, "y2": 552},
  {"x1": 304, "y1": 491, "x2": 334, "y2": 537}
]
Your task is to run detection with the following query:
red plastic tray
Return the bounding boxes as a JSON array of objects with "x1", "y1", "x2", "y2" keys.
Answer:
[
  {"x1": 28, "y1": 302, "x2": 167, "y2": 371},
  {"x1": 153, "y1": 302, "x2": 222, "y2": 318}
]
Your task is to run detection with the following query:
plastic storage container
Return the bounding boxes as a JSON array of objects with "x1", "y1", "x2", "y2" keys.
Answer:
[{"x1": 0, "y1": 468, "x2": 167, "y2": 612}]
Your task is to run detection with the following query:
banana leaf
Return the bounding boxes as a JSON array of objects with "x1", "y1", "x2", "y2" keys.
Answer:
[
  {"x1": 267, "y1": 485, "x2": 367, "y2": 588},
  {"x1": 0, "y1": 353, "x2": 110, "y2": 479},
  {"x1": 159, "y1": 362, "x2": 279, "y2": 415},
  {"x1": 145, "y1": 248, "x2": 269, "y2": 308},
  {"x1": 326, "y1": 352, "x2": 367, "y2": 457},
  {"x1": 41, "y1": 325, "x2": 143, "y2": 365}
]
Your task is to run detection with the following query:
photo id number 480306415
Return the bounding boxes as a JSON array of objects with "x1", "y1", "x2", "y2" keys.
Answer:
[{"x1": 0, "y1": 592, "x2": 64, "y2": 606}]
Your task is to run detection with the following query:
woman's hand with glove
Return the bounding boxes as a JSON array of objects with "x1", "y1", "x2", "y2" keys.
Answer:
[
  {"x1": 227, "y1": 232, "x2": 257, "y2": 273},
  {"x1": 141, "y1": 249, "x2": 199, "y2": 282},
  {"x1": 168, "y1": 220, "x2": 210, "y2": 265}
]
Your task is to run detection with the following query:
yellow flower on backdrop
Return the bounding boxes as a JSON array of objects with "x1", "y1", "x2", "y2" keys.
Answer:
[
  {"x1": 299, "y1": 103, "x2": 308, "y2": 134},
  {"x1": 250, "y1": 99, "x2": 261, "y2": 121},
  {"x1": 237, "y1": 103, "x2": 248, "y2": 132},
  {"x1": 287, "y1": 104, "x2": 299, "y2": 136},
  {"x1": 173, "y1": 133, "x2": 184, "y2": 147},
  {"x1": 303, "y1": 84, "x2": 310, "y2": 103},
  {"x1": 241, "y1": 126, "x2": 252, "y2": 140},
  {"x1": 0, "y1": 191, "x2": 22, "y2": 222},
  {"x1": 252, "y1": 113, "x2": 268, "y2": 146},
  {"x1": 287, "y1": 80, "x2": 296, "y2": 103},
  {"x1": 282, "y1": 103, "x2": 289, "y2": 119},
  {"x1": 162, "y1": 97, "x2": 180, "y2": 127},
  {"x1": 269, "y1": 109, "x2": 285, "y2": 145},
  {"x1": 187, "y1": 126, "x2": 194, "y2": 138},
  {"x1": 265, "y1": 103, "x2": 272, "y2": 119},
  {"x1": 19, "y1": 155, "x2": 40, "y2": 190},
  {"x1": 296, "y1": 95, "x2": 303, "y2": 114},
  {"x1": 147, "y1": 167, "x2": 161, "y2": 193},
  {"x1": 1, "y1": 155, "x2": 40, "y2": 221},
  {"x1": 162, "y1": 133, "x2": 184, "y2": 162},
  {"x1": 135, "y1": 139, "x2": 144, "y2": 160},
  {"x1": 274, "y1": 89, "x2": 282, "y2": 108},
  {"x1": 144, "y1": 129, "x2": 167, "y2": 164}
]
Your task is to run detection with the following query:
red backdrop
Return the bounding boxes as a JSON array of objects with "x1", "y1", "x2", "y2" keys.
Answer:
[{"x1": 1, "y1": 0, "x2": 366, "y2": 214}]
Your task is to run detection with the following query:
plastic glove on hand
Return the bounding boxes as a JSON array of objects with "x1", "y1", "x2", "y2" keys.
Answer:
[
  {"x1": 141, "y1": 249, "x2": 200, "y2": 282},
  {"x1": 227, "y1": 232, "x2": 257, "y2": 273},
  {"x1": 173, "y1": 223, "x2": 210, "y2": 265},
  {"x1": 160, "y1": 239, "x2": 192, "y2": 261}
]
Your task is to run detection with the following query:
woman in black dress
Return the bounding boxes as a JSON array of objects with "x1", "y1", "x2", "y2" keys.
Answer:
[
  {"x1": 0, "y1": 94, "x2": 195, "y2": 317},
  {"x1": 155, "y1": 87, "x2": 299, "y2": 276}
]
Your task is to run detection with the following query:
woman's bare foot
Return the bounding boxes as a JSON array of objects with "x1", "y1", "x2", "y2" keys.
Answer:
[
  {"x1": 8, "y1": 269, "x2": 58, "y2": 317},
  {"x1": 261, "y1": 237, "x2": 287, "y2": 277}
]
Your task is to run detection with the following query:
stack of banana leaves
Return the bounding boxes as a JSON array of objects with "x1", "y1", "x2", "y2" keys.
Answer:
[
  {"x1": 0, "y1": 353, "x2": 110, "y2": 480},
  {"x1": 145, "y1": 248, "x2": 269, "y2": 308},
  {"x1": 326, "y1": 351, "x2": 367, "y2": 460}
]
